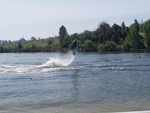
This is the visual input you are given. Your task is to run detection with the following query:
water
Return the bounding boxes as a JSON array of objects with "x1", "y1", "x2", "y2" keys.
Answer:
[{"x1": 0, "y1": 52, "x2": 150, "y2": 113}]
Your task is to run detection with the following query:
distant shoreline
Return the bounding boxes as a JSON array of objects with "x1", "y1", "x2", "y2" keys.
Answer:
[{"x1": 0, "y1": 19, "x2": 150, "y2": 53}]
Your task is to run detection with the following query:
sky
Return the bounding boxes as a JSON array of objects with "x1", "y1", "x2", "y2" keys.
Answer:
[{"x1": 0, "y1": 0, "x2": 150, "y2": 41}]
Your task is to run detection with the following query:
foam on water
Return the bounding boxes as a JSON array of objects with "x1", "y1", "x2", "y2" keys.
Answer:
[
  {"x1": 40, "y1": 51, "x2": 75, "y2": 67},
  {"x1": 0, "y1": 51, "x2": 75, "y2": 74}
]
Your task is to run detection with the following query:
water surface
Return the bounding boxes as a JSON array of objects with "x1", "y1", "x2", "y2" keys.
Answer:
[{"x1": 0, "y1": 52, "x2": 150, "y2": 113}]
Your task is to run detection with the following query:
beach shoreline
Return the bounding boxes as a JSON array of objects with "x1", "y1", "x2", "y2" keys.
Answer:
[{"x1": 1, "y1": 101, "x2": 150, "y2": 113}]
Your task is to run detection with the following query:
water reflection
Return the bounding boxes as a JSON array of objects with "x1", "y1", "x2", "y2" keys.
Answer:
[{"x1": 71, "y1": 70, "x2": 80, "y2": 103}]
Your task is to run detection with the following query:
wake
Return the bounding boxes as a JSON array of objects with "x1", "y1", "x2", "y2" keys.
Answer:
[
  {"x1": 40, "y1": 51, "x2": 75, "y2": 67},
  {"x1": 0, "y1": 51, "x2": 76, "y2": 74}
]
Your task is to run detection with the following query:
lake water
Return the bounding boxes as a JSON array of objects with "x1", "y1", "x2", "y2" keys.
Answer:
[{"x1": 0, "y1": 52, "x2": 150, "y2": 113}]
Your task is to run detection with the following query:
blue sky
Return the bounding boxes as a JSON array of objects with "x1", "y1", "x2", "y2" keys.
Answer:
[{"x1": 0, "y1": 0, "x2": 150, "y2": 40}]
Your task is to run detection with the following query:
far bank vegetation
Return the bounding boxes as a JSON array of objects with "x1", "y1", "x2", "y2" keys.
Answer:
[{"x1": 0, "y1": 19, "x2": 150, "y2": 53}]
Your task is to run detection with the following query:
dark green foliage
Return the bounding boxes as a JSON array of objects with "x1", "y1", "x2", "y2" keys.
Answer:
[
  {"x1": 48, "y1": 39, "x2": 53, "y2": 46},
  {"x1": 121, "y1": 22, "x2": 129, "y2": 40},
  {"x1": 123, "y1": 40, "x2": 133, "y2": 51},
  {"x1": 111, "y1": 23, "x2": 122, "y2": 44},
  {"x1": 96, "y1": 21, "x2": 111, "y2": 43},
  {"x1": 98, "y1": 41, "x2": 117, "y2": 52},
  {"x1": 81, "y1": 30, "x2": 93, "y2": 41},
  {"x1": 17, "y1": 42, "x2": 23, "y2": 50},
  {"x1": 59, "y1": 25, "x2": 68, "y2": 39},
  {"x1": 49, "y1": 43, "x2": 60, "y2": 52},
  {"x1": 83, "y1": 40, "x2": 97, "y2": 52},
  {"x1": 60, "y1": 37, "x2": 71, "y2": 50},
  {"x1": 58, "y1": 25, "x2": 71, "y2": 51},
  {"x1": 142, "y1": 20, "x2": 150, "y2": 47},
  {"x1": 0, "y1": 19, "x2": 150, "y2": 53},
  {"x1": 125, "y1": 19, "x2": 141, "y2": 50},
  {"x1": 0, "y1": 46, "x2": 4, "y2": 53}
]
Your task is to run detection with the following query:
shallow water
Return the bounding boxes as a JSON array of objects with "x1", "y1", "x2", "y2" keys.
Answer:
[{"x1": 0, "y1": 52, "x2": 150, "y2": 113}]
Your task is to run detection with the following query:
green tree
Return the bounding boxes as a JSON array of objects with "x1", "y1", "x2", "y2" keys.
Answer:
[
  {"x1": 83, "y1": 40, "x2": 97, "y2": 52},
  {"x1": 125, "y1": 19, "x2": 140, "y2": 50},
  {"x1": 0, "y1": 46, "x2": 4, "y2": 53},
  {"x1": 48, "y1": 39, "x2": 53, "y2": 46},
  {"x1": 17, "y1": 42, "x2": 23, "y2": 50},
  {"x1": 142, "y1": 20, "x2": 150, "y2": 47},
  {"x1": 49, "y1": 42, "x2": 61, "y2": 52},
  {"x1": 111, "y1": 23, "x2": 122, "y2": 44},
  {"x1": 98, "y1": 41, "x2": 117, "y2": 52},
  {"x1": 123, "y1": 40, "x2": 133, "y2": 51},
  {"x1": 60, "y1": 37, "x2": 71, "y2": 50},
  {"x1": 82, "y1": 30, "x2": 93, "y2": 40},
  {"x1": 70, "y1": 33, "x2": 79, "y2": 41},
  {"x1": 96, "y1": 21, "x2": 111, "y2": 43},
  {"x1": 121, "y1": 22, "x2": 129, "y2": 40},
  {"x1": 59, "y1": 25, "x2": 68, "y2": 39},
  {"x1": 59, "y1": 25, "x2": 71, "y2": 51}
]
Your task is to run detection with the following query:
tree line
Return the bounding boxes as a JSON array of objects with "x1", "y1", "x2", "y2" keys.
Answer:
[{"x1": 0, "y1": 19, "x2": 150, "y2": 53}]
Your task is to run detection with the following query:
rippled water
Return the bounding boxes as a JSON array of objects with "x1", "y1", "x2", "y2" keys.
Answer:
[{"x1": 0, "y1": 52, "x2": 150, "y2": 113}]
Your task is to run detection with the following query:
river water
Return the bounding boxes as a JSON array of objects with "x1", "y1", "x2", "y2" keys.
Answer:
[{"x1": 0, "y1": 52, "x2": 150, "y2": 113}]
